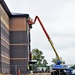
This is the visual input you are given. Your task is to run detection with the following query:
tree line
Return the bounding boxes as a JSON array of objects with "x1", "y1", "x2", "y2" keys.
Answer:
[{"x1": 31, "y1": 48, "x2": 75, "y2": 69}]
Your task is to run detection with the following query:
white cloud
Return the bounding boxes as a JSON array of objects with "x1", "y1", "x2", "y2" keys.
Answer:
[{"x1": 5, "y1": 0, "x2": 75, "y2": 65}]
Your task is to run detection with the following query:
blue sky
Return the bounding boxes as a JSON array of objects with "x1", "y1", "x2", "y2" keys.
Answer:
[{"x1": 4, "y1": 0, "x2": 75, "y2": 65}]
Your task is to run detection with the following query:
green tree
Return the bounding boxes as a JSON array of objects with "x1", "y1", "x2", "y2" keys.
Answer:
[
  {"x1": 70, "y1": 65, "x2": 75, "y2": 69},
  {"x1": 32, "y1": 48, "x2": 48, "y2": 67},
  {"x1": 42, "y1": 59, "x2": 48, "y2": 67},
  {"x1": 52, "y1": 57, "x2": 65, "y2": 64}
]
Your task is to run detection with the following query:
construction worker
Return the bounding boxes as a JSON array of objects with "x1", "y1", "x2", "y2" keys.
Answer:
[{"x1": 27, "y1": 17, "x2": 33, "y2": 28}]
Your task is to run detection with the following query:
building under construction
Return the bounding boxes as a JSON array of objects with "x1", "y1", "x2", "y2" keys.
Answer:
[{"x1": 0, "y1": 0, "x2": 31, "y2": 74}]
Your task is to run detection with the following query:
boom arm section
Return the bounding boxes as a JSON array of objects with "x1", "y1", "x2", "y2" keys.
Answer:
[{"x1": 28, "y1": 16, "x2": 60, "y2": 61}]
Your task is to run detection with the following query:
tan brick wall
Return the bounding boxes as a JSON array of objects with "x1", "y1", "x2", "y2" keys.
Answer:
[
  {"x1": 0, "y1": 4, "x2": 9, "y2": 29},
  {"x1": 9, "y1": 18, "x2": 27, "y2": 31}
]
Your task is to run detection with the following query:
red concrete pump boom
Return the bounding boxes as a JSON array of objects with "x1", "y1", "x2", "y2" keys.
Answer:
[{"x1": 28, "y1": 16, "x2": 60, "y2": 61}]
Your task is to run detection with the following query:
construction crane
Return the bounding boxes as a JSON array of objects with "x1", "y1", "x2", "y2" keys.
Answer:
[
  {"x1": 27, "y1": 16, "x2": 60, "y2": 64},
  {"x1": 27, "y1": 16, "x2": 71, "y2": 75}
]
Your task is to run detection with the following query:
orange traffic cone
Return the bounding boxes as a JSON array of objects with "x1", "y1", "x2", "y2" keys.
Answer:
[{"x1": 18, "y1": 69, "x2": 20, "y2": 75}]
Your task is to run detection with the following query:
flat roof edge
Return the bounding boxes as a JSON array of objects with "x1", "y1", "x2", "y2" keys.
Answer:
[
  {"x1": 0, "y1": 0, "x2": 11, "y2": 16},
  {"x1": 0, "y1": 0, "x2": 30, "y2": 18},
  {"x1": 10, "y1": 14, "x2": 29, "y2": 18}
]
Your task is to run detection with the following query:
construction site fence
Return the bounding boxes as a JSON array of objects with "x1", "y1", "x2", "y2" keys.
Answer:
[
  {"x1": 0, "y1": 65, "x2": 50, "y2": 75},
  {"x1": 0, "y1": 65, "x2": 28, "y2": 75}
]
